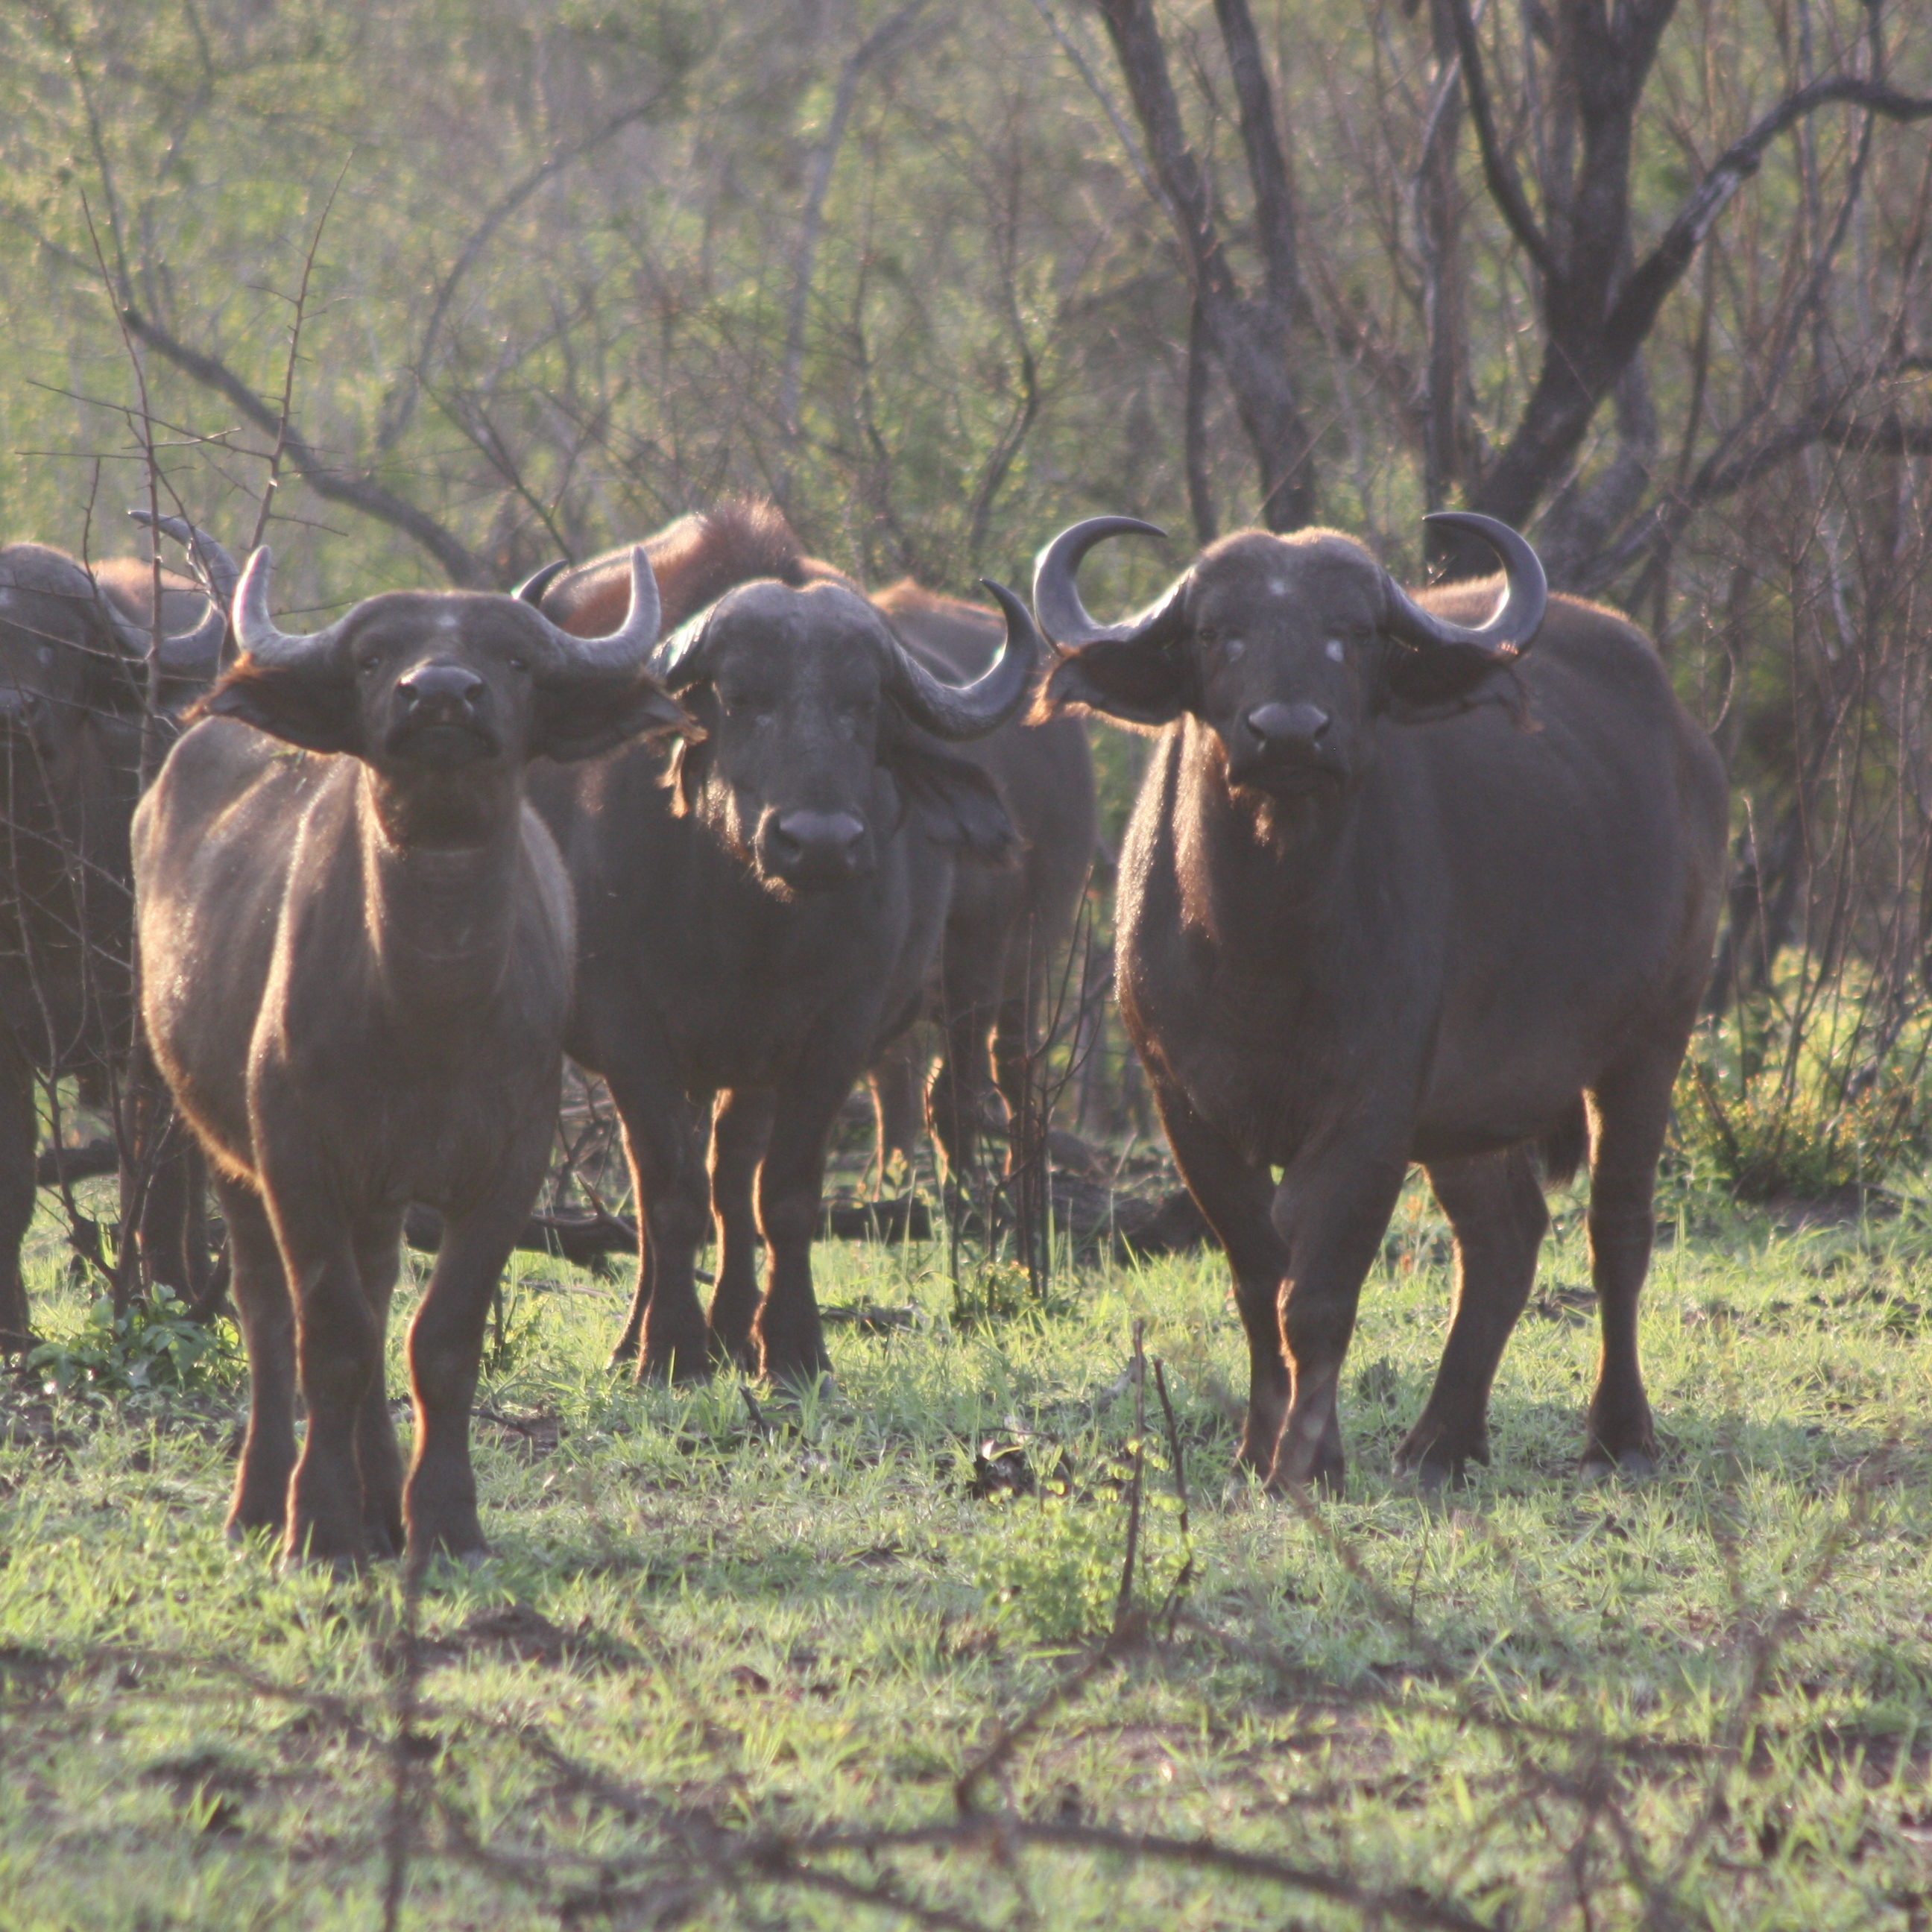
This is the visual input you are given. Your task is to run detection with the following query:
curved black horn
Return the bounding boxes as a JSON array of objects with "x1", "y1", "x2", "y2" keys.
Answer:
[
  {"x1": 880, "y1": 581, "x2": 1045, "y2": 742},
  {"x1": 127, "y1": 508, "x2": 243, "y2": 610},
  {"x1": 231, "y1": 548, "x2": 344, "y2": 669},
  {"x1": 1032, "y1": 516, "x2": 1169, "y2": 648},
  {"x1": 514, "y1": 559, "x2": 568, "y2": 607},
  {"x1": 530, "y1": 544, "x2": 659, "y2": 672},
  {"x1": 1383, "y1": 511, "x2": 1548, "y2": 656}
]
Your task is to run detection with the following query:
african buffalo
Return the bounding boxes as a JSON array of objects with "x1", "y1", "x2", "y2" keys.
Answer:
[
  {"x1": 526, "y1": 502, "x2": 1046, "y2": 1383},
  {"x1": 531, "y1": 508, "x2": 1098, "y2": 1190},
  {"x1": 0, "y1": 540, "x2": 223, "y2": 1344},
  {"x1": 1034, "y1": 511, "x2": 1727, "y2": 1490},
  {"x1": 135, "y1": 546, "x2": 686, "y2": 1567},
  {"x1": 866, "y1": 579, "x2": 1097, "y2": 1184}
]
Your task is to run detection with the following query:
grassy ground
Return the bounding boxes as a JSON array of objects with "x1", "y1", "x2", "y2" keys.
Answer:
[{"x1": 4, "y1": 1168, "x2": 1932, "y2": 1931}]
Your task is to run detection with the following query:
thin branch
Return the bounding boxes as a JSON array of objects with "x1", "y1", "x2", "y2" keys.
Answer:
[
  {"x1": 116, "y1": 300, "x2": 488, "y2": 585},
  {"x1": 1609, "y1": 76, "x2": 1932, "y2": 360},
  {"x1": 1441, "y1": 0, "x2": 1553, "y2": 277}
]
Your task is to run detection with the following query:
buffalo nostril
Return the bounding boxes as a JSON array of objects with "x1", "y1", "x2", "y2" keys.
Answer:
[
  {"x1": 770, "y1": 810, "x2": 866, "y2": 874},
  {"x1": 400, "y1": 664, "x2": 485, "y2": 710},
  {"x1": 1246, "y1": 701, "x2": 1330, "y2": 747}
]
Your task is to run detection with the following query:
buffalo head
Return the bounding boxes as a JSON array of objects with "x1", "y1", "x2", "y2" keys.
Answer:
[
  {"x1": 0, "y1": 541, "x2": 226, "y2": 749},
  {"x1": 1033, "y1": 512, "x2": 1547, "y2": 798},
  {"x1": 201, "y1": 547, "x2": 692, "y2": 833},
  {"x1": 583, "y1": 573, "x2": 1043, "y2": 897}
]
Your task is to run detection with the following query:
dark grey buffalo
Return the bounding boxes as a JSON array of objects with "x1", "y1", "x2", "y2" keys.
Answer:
[
  {"x1": 0, "y1": 540, "x2": 223, "y2": 1344},
  {"x1": 136, "y1": 547, "x2": 686, "y2": 1567},
  {"x1": 1034, "y1": 512, "x2": 1728, "y2": 1490},
  {"x1": 528, "y1": 504, "x2": 1046, "y2": 1383},
  {"x1": 866, "y1": 579, "x2": 1097, "y2": 1183},
  {"x1": 532, "y1": 508, "x2": 1098, "y2": 1190}
]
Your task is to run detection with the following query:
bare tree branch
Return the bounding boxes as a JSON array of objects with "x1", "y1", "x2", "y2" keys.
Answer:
[{"x1": 117, "y1": 300, "x2": 489, "y2": 586}]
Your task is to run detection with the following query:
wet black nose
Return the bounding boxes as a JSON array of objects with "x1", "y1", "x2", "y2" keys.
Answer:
[
  {"x1": 1246, "y1": 701, "x2": 1330, "y2": 754},
  {"x1": 397, "y1": 663, "x2": 486, "y2": 722},
  {"x1": 764, "y1": 809, "x2": 868, "y2": 888}
]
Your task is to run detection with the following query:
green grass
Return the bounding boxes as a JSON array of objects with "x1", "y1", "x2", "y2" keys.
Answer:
[{"x1": 4, "y1": 1173, "x2": 1932, "y2": 1930}]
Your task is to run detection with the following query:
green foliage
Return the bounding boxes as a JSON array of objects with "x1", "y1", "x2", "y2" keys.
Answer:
[
  {"x1": 1675, "y1": 985, "x2": 1931, "y2": 1201},
  {"x1": 1677, "y1": 1061, "x2": 1924, "y2": 1201},
  {"x1": 974, "y1": 1490, "x2": 1123, "y2": 1643},
  {"x1": 26, "y1": 1285, "x2": 240, "y2": 1402}
]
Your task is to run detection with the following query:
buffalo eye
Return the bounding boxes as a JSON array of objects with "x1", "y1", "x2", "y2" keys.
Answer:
[
  {"x1": 358, "y1": 654, "x2": 382, "y2": 679},
  {"x1": 506, "y1": 655, "x2": 528, "y2": 674}
]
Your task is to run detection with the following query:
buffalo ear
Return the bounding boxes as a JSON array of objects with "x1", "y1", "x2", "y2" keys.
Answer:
[
  {"x1": 1035, "y1": 638, "x2": 1196, "y2": 730},
  {"x1": 532, "y1": 666, "x2": 695, "y2": 763},
  {"x1": 880, "y1": 719, "x2": 1018, "y2": 862},
  {"x1": 198, "y1": 663, "x2": 363, "y2": 756},
  {"x1": 663, "y1": 734, "x2": 711, "y2": 817},
  {"x1": 1377, "y1": 638, "x2": 1524, "y2": 722}
]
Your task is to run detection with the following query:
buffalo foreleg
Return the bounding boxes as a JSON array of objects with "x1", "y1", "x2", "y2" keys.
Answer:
[
  {"x1": 1396, "y1": 1146, "x2": 1548, "y2": 1484},
  {"x1": 1268, "y1": 1141, "x2": 1408, "y2": 1494},
  {"x1": 1153, "y1": 1081, "x2": 1290, "y2": 1477},
  {"x1": 707, "y1": 1086, "x2": 774, "y2": 1368},
  {"x1": 353, "y1": 1212, "x2": 406, "y2": 1561},
  {"x1": 750, "y1": 1072, "x2": 845, "y2": 1386},
  {"x1": 404, "y1": 1166, "x2": 543, "y2": 1567},
  {"x1": 1582, "y1": 1052, "x2": 1679, "y2": 1478},
  {"x1": 0, "y1": 1048, "x2": 36, "y2": 1350},
  {"x1": 215, "y1": 1172, "x2": 297, "y2": 1545}
]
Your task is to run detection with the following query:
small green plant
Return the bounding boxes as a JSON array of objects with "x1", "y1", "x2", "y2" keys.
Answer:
[
  {"x1": 974, "y1": 1492, "x2": 1124, "y2": 1644},
  {"x1": 482, "y1": 1279, "x2": 540, "y2": 1377},
  {"x1": 1676, "y1": 1058, "x2": 1924, "y2": 1201},
  {"x1": 27, "y1": 1285, "x2": 240, "y2": 1401}
]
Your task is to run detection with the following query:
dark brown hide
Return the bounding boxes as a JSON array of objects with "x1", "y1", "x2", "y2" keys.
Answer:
[
  {"x1": 135, "y1": 561, "x2": 685, "y2": 1566},
  {"x1": 1038, "y1": 520, "x2": 1727, "y2": 1489},
  {"x1": 0, "y1": 545, "x2": 221, "y2": 1345},
  {"x1": 868, "y1": 580, "x2": 1097, "y2": 1179},
  {"x1": 528, "y1": 504, "x2": 1041, "y2": 1384}
]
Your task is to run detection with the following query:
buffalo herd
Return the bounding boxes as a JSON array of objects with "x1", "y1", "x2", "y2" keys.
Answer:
[{"x1": 0, "y1": 494, "x2": 1724, "y2": 1568}]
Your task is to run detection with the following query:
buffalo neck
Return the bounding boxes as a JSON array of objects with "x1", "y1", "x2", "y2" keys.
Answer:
[
  {"x1": 1179, "y1": 716, "x2": 1363, "y2": 946},
  {"x1": 358, "y1": 765, "x2": 526, "y2": 1014}
]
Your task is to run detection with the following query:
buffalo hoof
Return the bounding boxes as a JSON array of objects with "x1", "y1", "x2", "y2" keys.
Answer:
[
  {"x1": 1580, "y1": 1447, "x2": 1657, "y2": 1484},
  {"x1": 761, "y1": 1353, "x2": 836, "y2": 1395},
  {"x1": 279, "y1": 1547, "x2": 367, "y2": 1583},
  {"x1": 408, "y1": 1544, "x2": 492, "y2": 1587},
  {"x1": 1263, "y1": 1451, "x2": 1346, "y2": 1499},
  {"x1": 1392, "y1": 1428, "x2": 1486, "y2": 1491},
  {"x1": 706, "y1": 1325, "x2": 759, "y2": 1376},
  {"x1": 636, "y1": 1342, "x2": 716, "y2": 1386}
]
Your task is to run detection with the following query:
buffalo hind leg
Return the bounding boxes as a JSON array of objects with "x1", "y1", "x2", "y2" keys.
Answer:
[
  {"x1": 1582, "y1": 1050, "x2": 1679, "y2": 1479},
  {"x1": 1395, "y1": 1146, "x2": 1548, "y2": 1486},
  {"x1": 928, "y1": 935, "x2": 1006, "y2": 1184},
  {"x1": 603, "y1": 1061, "x2": 713, "y2": 1381},
  {"x1": 1152, "y1": 1081, "x2": 1290, "y2": 1478},
  {"x1": 215, "y1": 1173, "x2": 297, "y2": 1545},
  {"x1": 1269, "y1": 1139, "x2": 1409, "y2": 1494},
  {"x1": 868, "y1": 1035, "x2": 926, "y2": 1187},
  {"x1": 707, "y1": 1087, "x2": 773, "y2": 1369},
  {"x1": 0, "y1": 1049, "x2": 37, "y2": 1350}
]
